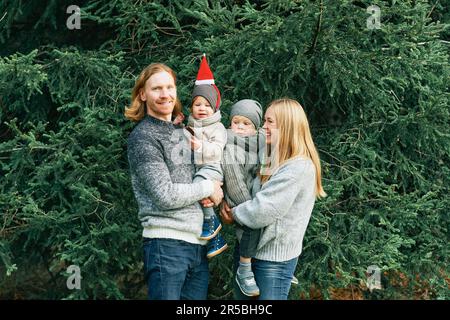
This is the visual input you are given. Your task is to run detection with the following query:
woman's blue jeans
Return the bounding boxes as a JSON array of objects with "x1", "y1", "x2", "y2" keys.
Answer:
[
  {"x1": 233, "y1": 244, "x2": 298, "y2": 300},
  {"x1": 143, "y1": 238, "x2": 209, "y2": 300}
]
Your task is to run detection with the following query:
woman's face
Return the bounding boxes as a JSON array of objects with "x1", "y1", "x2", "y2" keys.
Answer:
[
  {"x1": 262, "y1": 106, "x2": 277, "y2": 145},
  {"x1": 192, "y1": 96, "x2": 214, "y2": 119}
]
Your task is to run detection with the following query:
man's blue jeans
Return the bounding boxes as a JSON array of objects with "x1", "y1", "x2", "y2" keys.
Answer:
[
  {"x1": 233, "y1": 244, "x2": 298, "y2": 300},
  {"x1": 143, "y1": 238, "x2": 209, "y2": 300}
]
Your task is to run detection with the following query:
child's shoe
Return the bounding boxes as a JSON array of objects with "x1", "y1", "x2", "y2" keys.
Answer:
[
  {"x1": 235, "y1": 265, "x2": 260, "y2": 297},
  {"x1": 291, "y1": 275, "x2": 299, "y2": 285},
  {"x1": 206, "y1": 233, "x2": 228, "y2": 258},
  {"x1": 199, "y1": 214, "x2": 222, "y2": 240}
]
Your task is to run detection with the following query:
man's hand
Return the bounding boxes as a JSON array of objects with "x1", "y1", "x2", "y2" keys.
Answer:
[
  {"x1": 219, "y1": 200, "x2": 234, "y2": 224},
  {"x1": 200, "y1": 198, "x2": 214, "y2": 208},
  {"x1": 200, "y1": 181, "x2": 223, "y2": 208},
  {"x1": 209, "y1": 181, "x2": 223, "y2": 206}
]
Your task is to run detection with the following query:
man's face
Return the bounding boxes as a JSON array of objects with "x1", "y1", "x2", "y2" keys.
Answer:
[{"x1": 140, "y1": 71, "x2": 177, "y2": 121}]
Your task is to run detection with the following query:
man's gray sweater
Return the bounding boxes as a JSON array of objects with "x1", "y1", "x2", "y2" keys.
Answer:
[{"x1": 127, "y1": 115, "x2": 214, "y2": 244}]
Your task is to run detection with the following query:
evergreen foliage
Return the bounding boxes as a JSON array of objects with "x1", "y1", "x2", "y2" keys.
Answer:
[{"x1": 0, "y1": 0, "x2": 448, "y2": 299}]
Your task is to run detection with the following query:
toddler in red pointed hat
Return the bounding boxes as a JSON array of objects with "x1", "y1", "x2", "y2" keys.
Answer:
[{"x1": 185, "y1": 54, "x2": 228, "y2": 259}]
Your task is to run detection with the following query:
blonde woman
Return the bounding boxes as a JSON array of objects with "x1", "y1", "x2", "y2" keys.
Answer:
[{"x1": 220, "y1": 98, "x2": 326, "y2": 300}]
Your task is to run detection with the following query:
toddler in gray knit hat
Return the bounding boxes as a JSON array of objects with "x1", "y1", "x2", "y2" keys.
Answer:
[{"x1": 222, "y1": 99, "x2": 265, "y2": 297}]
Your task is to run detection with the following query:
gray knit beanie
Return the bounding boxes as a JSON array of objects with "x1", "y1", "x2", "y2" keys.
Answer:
[
  {"x1": 229, "y1": 99, "x2": 263, "y2": 128},
  {"x1": 191, "y1": 85, "x2": 220, "y2": 110}
]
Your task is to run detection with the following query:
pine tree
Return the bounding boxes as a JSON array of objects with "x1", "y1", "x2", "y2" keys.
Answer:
[{"x1": 1, "y1": 0, "x2": 448, "y2": 299}]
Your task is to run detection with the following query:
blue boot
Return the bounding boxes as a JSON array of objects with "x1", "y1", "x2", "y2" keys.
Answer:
[
  {"x1": 199, "y1": 214, "x2": 222, "y2": 240},
  {"x1": 206, "y1": 233, "x2": 228, "y2": 259}
]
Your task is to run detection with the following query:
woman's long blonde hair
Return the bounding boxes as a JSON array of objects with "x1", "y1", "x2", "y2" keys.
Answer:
[
  {"x1": 261, "y1": 98, "x2": 326, "y2": 198},
  {"x1": 124, "y1": 63, "x2": 182, "y2": 122}
]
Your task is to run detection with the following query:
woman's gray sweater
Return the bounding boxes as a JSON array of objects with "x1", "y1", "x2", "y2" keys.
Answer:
[{"x1": 232, "y1": 156, "x2": 316, "y2": 262}]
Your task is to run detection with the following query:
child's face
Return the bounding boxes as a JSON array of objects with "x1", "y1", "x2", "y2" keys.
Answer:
[
  {"x1": 191, "y1": 96, "x2": 214, "y2": 119},
  {"x1": 230, "y1": 115, "x2": 256, "y2": 136}
]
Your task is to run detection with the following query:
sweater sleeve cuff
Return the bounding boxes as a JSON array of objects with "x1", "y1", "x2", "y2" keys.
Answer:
[{"x1": 232, "y1": 207, "x2": 245, "y2": 227}]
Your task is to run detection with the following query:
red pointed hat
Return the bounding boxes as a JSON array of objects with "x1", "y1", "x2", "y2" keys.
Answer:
[
  {"x1": 195, "y1": 53, "x2": 221, "y2": 110},
  {"x1": 195, "y1": 53, "x2": 215, "y2": 85}
]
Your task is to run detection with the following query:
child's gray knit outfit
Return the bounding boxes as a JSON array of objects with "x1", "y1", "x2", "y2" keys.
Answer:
[
  {"x1": 186, "y1": 111, "x2": 227, "y2": 219},
  {"x1": 222, "y1": 129, "x2": 265, "y2": 257}
]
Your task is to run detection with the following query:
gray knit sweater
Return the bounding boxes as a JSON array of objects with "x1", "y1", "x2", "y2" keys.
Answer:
[
  {"x1": 222, "y1": 130, "x2": 265, "y2": 207},
  {"x1": 127, "y1": 115, "x2": 214, "y2": 244},
  {"x1": 232, "y1": 156, "x2": 316, "y2": 262}
]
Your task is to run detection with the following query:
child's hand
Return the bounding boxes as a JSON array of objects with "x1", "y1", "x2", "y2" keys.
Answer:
[
  {"x1": 173, "y1": 113, "x2": 185, "y2": 125},
  {"x1": 190, "y1": 136, "x2": 202, "y2": 151}
]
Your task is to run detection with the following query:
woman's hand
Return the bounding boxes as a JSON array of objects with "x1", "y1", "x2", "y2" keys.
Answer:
[{"x1": 219, "y1": 200, "x2": 234, "y2": 224}]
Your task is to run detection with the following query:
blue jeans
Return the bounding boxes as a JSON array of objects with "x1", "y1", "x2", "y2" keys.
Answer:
[
  {"x1": 143, "y1": 238, "x2": 209, "y2": 300},
  {"x1": 233, "y1": 244, "x2": 298, "y2": 300}
]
